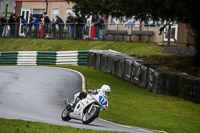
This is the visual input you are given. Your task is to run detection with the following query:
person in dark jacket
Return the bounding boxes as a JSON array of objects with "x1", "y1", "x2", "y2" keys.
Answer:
[
  {"x1": 0, "y1": 16, "x2": 7, "y2": 37},
  {"x1": 8, "y1": 13, "x2": 17, "y2": 37},
  {"x1": 74, "y1": 14, "x2": 83, "y2": 39},
  {"x1": 43, "y1": 12, "x2": 51, "y2": 38},
  {"x1": 55, "y1": 15, "x2": 64, "y2": 39},
  {"x1": 98, "y1": 15, "x2": 106, "y2": 40},
  {"x1": 93, "y1": 15, "x2": 100, "y2": 40},
  {"x1": 52, "y1": 18, "x2": 56, "y2": 39}
]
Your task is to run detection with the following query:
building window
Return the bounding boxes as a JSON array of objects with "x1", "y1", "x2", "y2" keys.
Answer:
[
  {"x1": 33, "y1": 9, "x2": 45, "y2": 22},
  {"x1": 164, "y1": 23, "x2": 178, "y2": 42},
  {"x1": 144, "y1": 19, "x2": 162, "y2": 27},
  {"x1": 51, "y1": 9, "x2": 59, "y2": 20},
  {"x1": 123, "y1": 17, "x2": 140, "y2": 27},
  {"x1": 110, "y1": 17, "x2": 119, "y2": 26}
]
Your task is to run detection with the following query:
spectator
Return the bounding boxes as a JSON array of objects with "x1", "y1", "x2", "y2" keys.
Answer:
[
  {"x1": 27, "y1": 13, "x2": 33, "y2": 37},
  {"x1": 98, "y1": 15, "x2": 106, "y2": 40},
  {"x1": 20, "y1": 16, "x2": 28, "y2": 37},
  {"x1": 43, "y1": 12, "x2": 51, "y2": 38},
  {"x1": 66, "y1": 12, "x2": 74, "y2": 39},
  {"x1": 30, "y1": 16, "x2": 39, "y2": 38},
  {"x1": 74, "y1": 14, "x2": 83, "y2": 39},
  {"x1": 52, "y1": 18, "x2": 56, "y2": 39},
  {"x1": 55, "y1": 15, "x2": 64, "y2": 39},
  {"x1": 16, "y1": 15, "x2": 20, "y2": 37},
  {"x1": 0, "y1": 16, "x2": 7, "y2": 37},
  {"x1": 94, "y1": 15, "x2": 100, "y2": 40},
  {"x1": 8, "y1": 13, "x2": 17, "y2": 37}
]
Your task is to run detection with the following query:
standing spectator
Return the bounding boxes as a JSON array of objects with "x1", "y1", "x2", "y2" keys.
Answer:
[
  {"x1": 0, "y1": 16, "x2": 7, "y2": 37},
  {"x1": 52, "y1": 18, "x2": 56, "y2": 39},
  {"x1": 30, "y1": 16, "x2": 39, "y2": 38},
  {"x1": 74, "y1": 14, "x2": 83, "y2": 39},
  {"x1": 55, "y1": 15, "x2": 64, "y2": 39},
  {"x1": 98, "y1": 15, "x2": 106, "y2": 40},
  {"x1": 16, "y1": 15, "x2": 21, "y2": 37},
  {"x1": 94, "y1": 15, "x2": 100, "y2": 40},
  {"x1": 8, "y1": 13, "x2": 17, "y2": 37},
  {"x1": 27, "y1": 13, "x2": 33, "y2": 37},
  {"x1": 20, "y1": 16, "x2": 28, "y2": 37},
  {"x1": 43, "y1": 12, "x2": 51, "y2": 38},
  {"x1": 66, "y1": 12, "x2": 74, "y2": 39}
]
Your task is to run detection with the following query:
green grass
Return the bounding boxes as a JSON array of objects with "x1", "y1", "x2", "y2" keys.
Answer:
[
  {"x1": 1, "y1": 39, "x2": 200, "y2": 133},
  {"x1": 0, "y1": 118, "x2": 119, "y2": 133},
  {"x1": 58, "y1": 66, "x2": 200, "y2": 133},
  {"x1": 0, "y1": 38, "x2": 163, "y2": 55}
]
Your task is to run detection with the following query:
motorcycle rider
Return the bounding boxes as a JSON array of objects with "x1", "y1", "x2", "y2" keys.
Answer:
[{"x1": 66, "y1": 84, "x2": 111, "y2": 110}]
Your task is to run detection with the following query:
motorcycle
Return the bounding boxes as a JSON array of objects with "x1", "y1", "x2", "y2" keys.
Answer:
[{"x1": 61, "y1": 90, "x2": 109, "y2": 124}]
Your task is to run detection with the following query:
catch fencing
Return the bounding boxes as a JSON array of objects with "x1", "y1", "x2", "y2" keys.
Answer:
[
  {"x1": 0, "y1": 51, "x2": 88, "y2": 66},
  {"x1": 88, "y1": 50, "x2": 200, "y2": 104},
  {"x1": 0, "y1": 22, "x2": 160, "y2": 42}
]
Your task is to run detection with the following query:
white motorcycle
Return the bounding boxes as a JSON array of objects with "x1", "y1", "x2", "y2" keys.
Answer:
[{"x1": 61, "y1": 90, "x2": 109, "y2": 124}]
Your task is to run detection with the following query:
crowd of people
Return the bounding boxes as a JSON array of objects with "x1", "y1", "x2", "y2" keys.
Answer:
[{"x1": 0, "y1": 12, "x2": 106, "y2": 40}]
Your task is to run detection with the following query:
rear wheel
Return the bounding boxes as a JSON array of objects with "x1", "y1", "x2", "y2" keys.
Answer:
[
  {"x1": 61, "y1": 107, "x2": 71, "y2": 121},
  {"x1": 82, "y1": 106, "x2": 100, "y2": 124}
]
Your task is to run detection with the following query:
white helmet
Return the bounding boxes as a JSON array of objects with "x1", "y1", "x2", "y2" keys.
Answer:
[{"x1": 100, "y1": 84, "x2": 111, "y2": 99}]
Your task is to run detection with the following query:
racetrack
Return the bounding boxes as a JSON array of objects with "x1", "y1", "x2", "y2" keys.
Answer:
[{"x1": 0, "y1": 66, "x2": 157, "y2": 133}]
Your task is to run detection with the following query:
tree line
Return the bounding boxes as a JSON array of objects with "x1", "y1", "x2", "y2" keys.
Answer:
[{"x1": 66, "y1": 0, "x2": 200, "y2": 66}]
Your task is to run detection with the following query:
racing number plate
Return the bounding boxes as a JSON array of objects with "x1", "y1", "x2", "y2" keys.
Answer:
[{"x1": 99, "y1": 96, "x2": 108, "y2": 106}]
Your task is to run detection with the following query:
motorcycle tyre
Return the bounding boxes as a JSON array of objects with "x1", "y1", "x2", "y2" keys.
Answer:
[
  {"x1": 61, "y1": 107, "x2": 71, "y2": 121},
  {"x1": 82, "y1": 106, "x2": 100, "y2": 124}
]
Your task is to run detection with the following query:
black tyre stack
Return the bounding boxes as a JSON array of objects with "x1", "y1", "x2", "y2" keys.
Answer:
[{"x1": 88, "y1": 50, "x2": 200, "y2": 104}]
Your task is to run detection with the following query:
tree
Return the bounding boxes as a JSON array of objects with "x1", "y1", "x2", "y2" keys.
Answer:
[{"x1": 66, "y1": 0, "x2": 200, "y2": 66}]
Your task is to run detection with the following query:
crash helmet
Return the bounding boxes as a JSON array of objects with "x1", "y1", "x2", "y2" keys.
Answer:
[{"x1": 100, "y1": 84, "x2": 111, "y2": 99}]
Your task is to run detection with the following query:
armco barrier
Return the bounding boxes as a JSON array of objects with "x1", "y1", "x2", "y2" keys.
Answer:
[{"x1": 0, "y1": 51, "x2": 88, "y2": 66}]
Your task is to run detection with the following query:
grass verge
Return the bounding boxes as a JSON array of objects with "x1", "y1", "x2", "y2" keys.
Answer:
[
  {"x1": 56, "y1": 66, "x2": 200, "y2": 133},
  {"x1": 0, "y1": 39, "x2": 200, "y2": 133},
  {"x1": 0, "y1": 118, "x2": 119, "y2": 133},
  {"x1": 0, "y1": 65, "x2": 200, "y2": 133},
  {"x1": 0, "y1": 38, "x2": 163, "y2": 56}
]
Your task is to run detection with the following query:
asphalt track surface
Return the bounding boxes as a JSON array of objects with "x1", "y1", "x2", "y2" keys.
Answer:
[{"x1": 0, "y1": 66, "x2": 158, "y2": 133}]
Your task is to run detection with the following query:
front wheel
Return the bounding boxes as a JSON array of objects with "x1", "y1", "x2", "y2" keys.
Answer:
[
  {"x1": 61, "y1": 107, "x2": 71, "y2": 121},
  {"x1": 82, "y1": 106, "x2": 100, "y2": 124}
]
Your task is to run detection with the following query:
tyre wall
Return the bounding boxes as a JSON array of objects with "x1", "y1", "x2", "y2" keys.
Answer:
[{"x1": 88, "y1": 50, "x2": 200, "y2": 104}]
